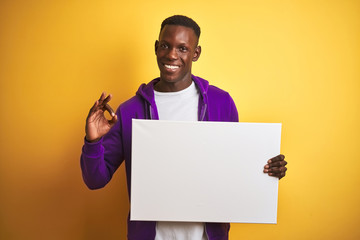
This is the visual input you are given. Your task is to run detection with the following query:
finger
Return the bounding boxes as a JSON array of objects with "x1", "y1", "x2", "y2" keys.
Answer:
[
  {"x1": 267, "y1": 154, "x2": 285, "y2": 164},
  {"x1": 87, "y1": 100, "x2": 101, "y2": 122},
  {"x1": 98, "y1": 92, "x2": 107, "y2": 103},
  {"x1": 89, "y1": 100, "x2": 99, "y2": 113},
  {"x1": 269, "y1": 161, "x2": 282, "y2": 167},
  {"x1": 274, "y1": 171, "x2": 286, "y2": 179},
  {"x1": 269, "y1": 160, "x2": 287, "y2": 168},
  {"x1": 268, "y1": 167, "x2": 280, "y2": 174},
  {"x1": 104, "y1": 103, "x2": 115, "y2": 117},
  {"x1": 268, "y1": 171, "x2": 285, "y2": 179},
  {"x1": 102, "y1": 93, "x2": 112, "y2": 105},
  {"x1": 267, "y1": 167, "x2": 287, "y2": 174},
  {"x1": 108, "y1": 114, "x2": 118, "y2": 126}
]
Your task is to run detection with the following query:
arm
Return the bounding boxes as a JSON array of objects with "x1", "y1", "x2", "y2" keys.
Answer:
[{"x1": 80, "y1": 93, "x2": 124, "y2": 189}]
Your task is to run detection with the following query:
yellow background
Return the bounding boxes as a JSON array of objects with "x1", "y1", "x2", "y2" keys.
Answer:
[{"x1": 0, "y1": 0, "x2": 359, "y2": 239}]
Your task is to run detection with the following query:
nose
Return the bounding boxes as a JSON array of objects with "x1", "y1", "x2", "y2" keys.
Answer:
[{"x1": 166, "y1": 47, "x2": 178, "y2": 60}]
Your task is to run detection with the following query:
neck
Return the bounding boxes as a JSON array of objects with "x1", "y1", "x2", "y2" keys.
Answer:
[{"x1": 155, "y1": 75, "x2": 192, "y2": 92}]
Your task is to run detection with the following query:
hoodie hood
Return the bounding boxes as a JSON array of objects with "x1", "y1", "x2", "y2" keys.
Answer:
[{"x1": 135, "y1": 75, "x2": 210, "y2": 120}]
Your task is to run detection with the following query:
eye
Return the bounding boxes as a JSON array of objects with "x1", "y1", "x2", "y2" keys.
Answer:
[
  {"x1": 160, "y1": 43, "x2": 168, "y2": 49},
  {"x1": 179, "y1": 46, "x2": 188, "y2": 52}
]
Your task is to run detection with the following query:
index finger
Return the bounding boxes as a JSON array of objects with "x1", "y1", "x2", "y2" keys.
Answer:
[
  {"x1": 267, "y1": 154, "x2": 285, "y2": 163},
  {"x1": 104, "y1": 103, "x2": 115, "y2": 117},
  {"x1": 102, "y1": 93, "x2": 113, "y2": 105}
]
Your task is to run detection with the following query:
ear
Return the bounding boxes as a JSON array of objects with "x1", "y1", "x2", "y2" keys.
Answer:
[
  {"x1": 155, "y1": 40, "x2": 159, "y2": 54},
  {"x1": 193, "y1": 45, "x2": 201, "y2": 62}
]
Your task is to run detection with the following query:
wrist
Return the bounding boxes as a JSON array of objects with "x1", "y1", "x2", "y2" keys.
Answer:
[{"x1": 85, "y1": 135, "x2": 100, "y2": 143}]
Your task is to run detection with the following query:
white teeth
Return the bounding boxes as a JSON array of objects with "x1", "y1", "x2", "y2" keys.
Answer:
[{"x1": 164, "y1": 64, "x2": 179, "y2": 69}]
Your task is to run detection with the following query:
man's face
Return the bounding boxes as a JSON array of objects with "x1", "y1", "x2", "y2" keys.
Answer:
[{"x1": 155, "y1": 25, "x2": 201, "y2": 90}]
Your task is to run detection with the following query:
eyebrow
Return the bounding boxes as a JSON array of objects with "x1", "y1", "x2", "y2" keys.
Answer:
[{"x1": 159, "y1": 40, "x2": 191, "y2": 47}]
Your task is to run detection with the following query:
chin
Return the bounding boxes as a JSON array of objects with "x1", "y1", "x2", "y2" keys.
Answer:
[{"x1": 160, "y1": 73, "x2": 181, "y2": 83}]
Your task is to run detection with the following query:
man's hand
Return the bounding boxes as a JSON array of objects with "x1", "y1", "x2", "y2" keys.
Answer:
[
  {"x1": 85, "y1": 92, "x2": 117, "y2": 142},
  {"x1": 263, "y1": 154, "x2": 287, "y2": 180}
]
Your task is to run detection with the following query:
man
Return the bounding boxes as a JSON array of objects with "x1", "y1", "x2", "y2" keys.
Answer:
[{"x1": 81, "y1": 15, "x2": 287, "y2": 240}]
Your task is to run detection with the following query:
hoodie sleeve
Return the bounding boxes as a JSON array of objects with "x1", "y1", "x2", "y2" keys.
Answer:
[
  {"x1": 80, "y1": 107, "x2": 124, "y2": 190},
  {"x1": 228, "y1": 94, "x2": 239, "y2": 122}
]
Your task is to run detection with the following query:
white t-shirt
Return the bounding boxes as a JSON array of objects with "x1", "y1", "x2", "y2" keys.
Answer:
[
  {"x1": 154, "y1": 81, "x2": 207, "y2": 240},
  {"x1": 154, "y1": 81, "x2": 199, "y2": 122}
]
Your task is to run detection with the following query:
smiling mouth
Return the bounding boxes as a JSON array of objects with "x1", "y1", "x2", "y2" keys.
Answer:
[{"x1": 164, "y1": 64, "x2": 180, "y2": 69}]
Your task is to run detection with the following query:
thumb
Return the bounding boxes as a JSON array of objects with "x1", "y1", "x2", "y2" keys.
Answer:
[{"x1": 108, "y1": 114, "x2": 118, "y2": 126}]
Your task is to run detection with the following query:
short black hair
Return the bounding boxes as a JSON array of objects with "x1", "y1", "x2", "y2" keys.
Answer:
[{"x1": 160, "y1": 15, "x2": 201, "y2": 39}]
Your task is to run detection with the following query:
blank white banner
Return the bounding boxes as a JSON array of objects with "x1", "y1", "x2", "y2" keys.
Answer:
[{"x1": 131, "y1": 119, "x2": 281, "y2": 224}]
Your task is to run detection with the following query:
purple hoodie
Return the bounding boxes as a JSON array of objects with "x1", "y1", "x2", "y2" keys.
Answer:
[{"x1": 81, "y1": 75, "x2": 239, "y2": 240}]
